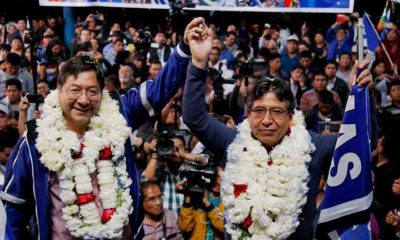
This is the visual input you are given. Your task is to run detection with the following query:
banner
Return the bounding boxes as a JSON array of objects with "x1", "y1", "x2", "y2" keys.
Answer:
[
  {"x1": 316, "y1": 85, "x2": 373, "y2": 239},
  {"x1": 38, "y1": 0, "x2": 354, "y2": 13}
]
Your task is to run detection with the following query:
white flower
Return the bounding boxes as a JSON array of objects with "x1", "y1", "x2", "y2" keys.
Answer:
[
  {"x1": 223, "y1": 110, "x2": 313, "y2": 239},
  {"x1": 36, "y1": 90, "x2": 133, "y2": 239}
]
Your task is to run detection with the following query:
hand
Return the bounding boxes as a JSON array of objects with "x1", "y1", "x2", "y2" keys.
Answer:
[
  {"x1": 187, "y1": 17, "x2": 213, "y2": 69},
  {"x1": 176, "y1": 179, "x2": 187, "y2": 192},
  {"x1": 348, "y1": 60, "x2": 372, "y2": 88},
  {"x1": 19, "y1": 96, "x2": 30, "y2": 112},
  {"x1": 386, "y1": 211, "x2": 400, "y2": 226},
  {"x1": 183, "y1": 17, "x2": 204, "y2": 45},
  {"x1": 202, "y1": 189, "x2": 211, "y2": 208},
  {"x1": 393, "y1": 179, "x2": 400, "y2": 195},
  {"x1": 33, "y1": 110, "x2": 41, "y2": 119}
]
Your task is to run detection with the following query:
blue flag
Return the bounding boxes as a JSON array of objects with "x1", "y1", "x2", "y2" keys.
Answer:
[
  {"x1": 363, "y1": 14, "x2": 381, "y2": 52},
  {"x1": 316, "y1": 85, "x2": 373, "y2": 239}
]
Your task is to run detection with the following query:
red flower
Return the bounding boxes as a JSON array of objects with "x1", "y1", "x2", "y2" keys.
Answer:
[
  {"x1": 286, "y1": 127, "x2": 291, "y2": 136},
  {"x1": 101, "y1": 208, "x2": 117, "y2": 223},
  {"x1": 99, "y1": 147, "x2": 112, "y2": 160},
  {"x1": 72, "y1": 143, "x2": 85, "y2": 159},
  {"x1": 233, "y1": 184, "x2": 247, "y2": 198},
  {"x1": 76, "y1": 192, "x2": 95, "y2": 205},
  {"x1": 267, "y1": 159, "x2": 273, "y2": 166},
  {"x1": 240, "y1": 216, "x2": 253, "y2": 230},
  {"x1": 243, "y1": 147, "x2": 248, "y2": 152}
]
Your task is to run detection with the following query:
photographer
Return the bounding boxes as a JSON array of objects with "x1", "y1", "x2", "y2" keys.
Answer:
[
  {"x1": 17, "y1": 80, "x2": 49, "y2": 135},
  {"x1": 178, "y1": 165, "x2": 224, "y2": 240},
  {"x1": 147, "y1": 31, "x2": 174, "y2": 67},
  {"x1": 142, "y1": 135, "x2": 207, "y2": 217}
]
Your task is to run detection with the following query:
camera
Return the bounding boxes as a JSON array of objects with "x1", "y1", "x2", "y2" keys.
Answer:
[
  {"x1": 207, "y1": 65, "x2": 235, "y2": 116},
  {"x1": 27, "y1": 94, "x2": 44, "y2": 104},
  {"x1": 155, "y1": 127, "x2": 190, "y2": 158},
  {"x1": 179, "y1": 150, "x2": 218, "y2": 209}
]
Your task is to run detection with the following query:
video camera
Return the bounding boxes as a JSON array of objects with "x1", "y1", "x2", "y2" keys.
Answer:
[
  {"x1": 155, "y1": 127, "x2": 190, "y2": 158},
  {"x1": 135, "y1": 29, "x2": 152, "y2": 57},
  {"x1": 179, "y1": 150, "x2": 218, "y2": 209},
  {"x1": 207, "y1": 64, "x2": 235, "y2": 116}
]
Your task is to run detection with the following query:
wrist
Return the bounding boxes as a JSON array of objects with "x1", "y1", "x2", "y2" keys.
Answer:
[
  {"x1": 149, "y1": 152, "x2": 158, "y2": 160},
  {"x1": 192, "y1": 59, "x2": 208, "y2": 69}
]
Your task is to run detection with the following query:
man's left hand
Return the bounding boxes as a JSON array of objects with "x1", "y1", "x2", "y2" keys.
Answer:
[{"x1": 348, "y1": 60, "x2": 373, "y2": 88}]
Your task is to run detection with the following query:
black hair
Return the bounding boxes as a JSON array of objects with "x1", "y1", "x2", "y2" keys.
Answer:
[
  {"x1": 268, "y1": 52, "x2": 281, "y2": 62},
  {"x1": 338, "y1": 52, "x2": 351, "y2": 60},
  {"x1": 291, "y1": 64, "x2": 304, "y2": 72},
  {"x1": 149, "y1": 58, "x2": 162, "y2": 66},
  {"x1": 37, "y1": 79, "x2": 49, "y2": 87},
  {"x1": 57, "y1": 55, "x2": 104, "y2": 90},
  {"x1": 387, "y1": 80, "x2": 400, "y2": 95},
  {"x1": 140, "y1": 180, "x2": 161, "y2": 201},
  {"x1": 318, "y1": 90, "x2": 334, "y2": 105},
  {"x1": 300, "y1": 50, "x2": 312, "y2": 60},
  {"x1": 325, "y1": 60, "x2": 339, "y2": 69},
  {"x1": 6, "y1": 79, "x2": 22, "y2": 91},
  {"x1": 248, "y1": 79, "x2": 295, "y2": 112},
  {"x1": 225, "y1": 31, "x2": 237, "y2": 38},
  {"x1": 211, "y1": 47, "x2": 221, "y2": 55},
  {"x1": 6, "y1": 53, "x2": 21, "y2": 66},
  {"x1": 314, "y1": 71, "x2": 328, "y2": 81}
]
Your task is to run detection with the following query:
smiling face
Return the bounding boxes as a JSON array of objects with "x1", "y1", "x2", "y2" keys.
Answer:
[
  {"x1": 248, "y1": 92, "x2": 292, "y2": 148},
  {"x1": 58, "y1": 71, "x2": 101, "y2": 132}
]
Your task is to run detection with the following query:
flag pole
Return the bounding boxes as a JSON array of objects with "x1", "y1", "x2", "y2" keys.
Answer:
[{"x1": 365, "y1": 13, "x2": 398, "y2": 76}]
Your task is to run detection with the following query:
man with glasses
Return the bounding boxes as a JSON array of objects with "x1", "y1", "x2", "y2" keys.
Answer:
[
  {"x1": 135, "y1": 181, "x2": 182, "y2": 240},
  {"x1": 182, "y1": 21, "x2": 373, "y2": 239},
  {"x1": 1, "y1": 18, "x2": 205, "y2": 240}
]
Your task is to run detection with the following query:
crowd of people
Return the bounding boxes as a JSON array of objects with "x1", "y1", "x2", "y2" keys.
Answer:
[{"x1": 0, "y1": 9, "x2": 399, "y2": 240}]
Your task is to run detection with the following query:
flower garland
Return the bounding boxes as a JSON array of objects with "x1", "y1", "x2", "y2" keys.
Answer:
[
  {"x1": 222, "y1": 110, "x2": 315, "y2": 240},
  {"x1": 36, "y1": 90, "x2": 133, "y2": 239}
]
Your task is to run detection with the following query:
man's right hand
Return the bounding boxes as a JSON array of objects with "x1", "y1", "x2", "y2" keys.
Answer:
[
  {"x1": 19, "y1": 96, "x2": 30, "y2": 112},
  {"x1": 186, "y1": 17, "x2": 213, "y2": 69}
]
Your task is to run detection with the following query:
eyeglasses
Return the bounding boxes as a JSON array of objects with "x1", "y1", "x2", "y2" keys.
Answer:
[
  {"x1": 65, "y1": 87, "x2": 101, "y2": 101},
  {"x1": 144, "y1": 194, "x2": 163, "y2": 205},
  {"x1": 249, "y1": 107, "x2": 287, "y2": 120}
]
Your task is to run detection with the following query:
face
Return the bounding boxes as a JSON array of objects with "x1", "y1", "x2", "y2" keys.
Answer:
[
  {"x1": 37, "y1": 82, "x2": 50, "y2": 96},
  {"x1": 387, "y1": 29, "x2": 397, "y2": 42},
  {"x1": 298, "y1": 44, "x2": 309, "y2": 53},
  {"x1": 374, "y1": 62, "x2": 385, "y2": 75},
  {"x1": 80, "y1": 30, "x2": 90, "y2": 43},
  {"x1": 266, "y1": 40, "x2": 278, "y2": 52},
  {"x1": 112, "y1": 23, "x2": 121, "y2": 32},
  {"x1": 286, "y1": 41, "x2": 298, "y2": 54},
  {"x1": 51, "y1": 44, "x2": 61, "y2": 55},
  {"x1": 142, "y1": 185, "x2": 163, "y2": 217},
  {"x1": 212, "y1": 39, "x2": 223, "y2": 50},
  {"x1": 11, "y1": 39, "x2": 22, "y2": 50},
  {"x1": 339, "y1": 54, "x2": 351, "y2": 68},
  {"x1": 209, "y1": 49, "x2": 220, "y2": 64},
  {"x1": 319, "y1": 102, "x2": 334, "y2": 116},
  {"x1": 114, "y1": 41, "x2": 124, "y2": 52},
  {"x1": 90, "y1": 39, "x2": 99, "y2": 51},
  {"x1": 118, "y1": 66, "x2": 133, "y2": 84},
  {"x1": 291, "y1": 68, "x2": 303, "y2": 81},
  {"x1": 225, "y1": 35, "x2": 236, "y2": 47},
  {"x1": 154, "y1": 33, "x2": 166, "y2": 45},
  {"x1": 211, "y1": 167, "x2": 222, "y2": 194},
  {"x1": 148, "y1": 63, "x2": 161, "y2": 80},
  {"x1": 6, "y1": 85, "x2": 21, "y2": 104},
  {"x1": 167, "y1": 138, "x2": 185, "y2": 163},
  {"x1": 336, "y1": 29, "x2": 345, "y2": 42},
  {"x1": 390, "y1": 85, "x2": 400, "y2": 103},
  {"x1": 300, "y1": 57, "x2": 311, "y2": 69},
  {"x1": 313, "y1": 75, "x2": 328, "y2": 91},
  {"x1": 0, "y1": 111, "x2": 9, "y2": 132},
  {"x1": 325, "y1": 63, "x2": 337, "y2": 78},
  {"x1": 58, "y1": 71, "x2": 101, "y2": 131},
  {"x1": 314, "y1": 33, "x2": 324, "y2": 44},
  {"x1": 248, "y1": 92, "x2": 292, "y2": 148},
  {"x1": 7, "y1": 25, "x2": 16, "y2": 35},
  {"x1": 269, "y1": 58, "x2": 281, "y2": 71},
  {"x1": 5, "y1": 63, "x2": 18, "y2": 75},
  {"x1": 17, "y1": 20, "x2": 26, "y2": 31}
]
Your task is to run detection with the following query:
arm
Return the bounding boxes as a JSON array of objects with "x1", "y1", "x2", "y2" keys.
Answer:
[
  {"x1": 1, "y1": 138, "x2": 35, "y2": 239},
  {"x1": 121, "y1": 41, "x2": 191, "y2": 130},
  {"x1": 326, "y1": 26, "x2": 337, "y2": 43},
  {"x1": 182, "y1": 64, "x2": 236, "y2": 159},
  {"x1": 178, "y1": 197, "x2": 196, "y2": 232},
  {"x1": 206, "y1": 203, "x2": 224, "y2": 232}
]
